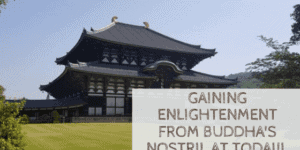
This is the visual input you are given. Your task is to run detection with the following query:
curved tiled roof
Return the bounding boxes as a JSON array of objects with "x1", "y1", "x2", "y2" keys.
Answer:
[
  {"x1": 55, "y1": 21, "x2": 216, "y2": 65},
  {"x1": 86, "y1": 22, "x2": 215, "y2": 54}
]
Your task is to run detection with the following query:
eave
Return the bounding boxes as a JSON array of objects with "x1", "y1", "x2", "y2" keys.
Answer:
[{"x1": 55, "y1": 28, "x2": 88, "y2": 65}]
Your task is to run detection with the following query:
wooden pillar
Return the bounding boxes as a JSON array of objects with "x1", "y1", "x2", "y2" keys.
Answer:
[
  {"x1": 76, "y1": 108, "x2": 79, "y2": 117},
  {"x1": 103, "y1": 77, "x2": 108, "y2": 116},
  {"x1": 124, "y1": 78, "x2": 129, "y2": 115}
]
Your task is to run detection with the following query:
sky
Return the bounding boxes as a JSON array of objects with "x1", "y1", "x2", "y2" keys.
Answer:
[{"x1": 0, "y1": 0, "x2": 299, "y2": 100}]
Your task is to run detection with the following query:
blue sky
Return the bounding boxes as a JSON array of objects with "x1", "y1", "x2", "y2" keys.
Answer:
[{"x1": 0, "y1": 0, "x2": 299, "y2": 99}]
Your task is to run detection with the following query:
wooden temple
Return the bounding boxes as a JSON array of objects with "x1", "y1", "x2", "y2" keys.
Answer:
[{"x1": 11, "y1": 17, "x2": 237, "y2": 122}]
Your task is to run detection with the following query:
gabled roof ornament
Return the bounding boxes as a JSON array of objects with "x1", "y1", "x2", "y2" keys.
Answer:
[
  {"x1": 91, "y1": 27, "x2": 94, "y2": 32},
  {"x1": 143, "y1": 22, "x2": 149, "y2": 29},
  {"x1": 83, "y1": 28, "x2": 87, "y2": 34},
  {"x1": 111, "y1": 16, "x2": 118, "y2": 23}
]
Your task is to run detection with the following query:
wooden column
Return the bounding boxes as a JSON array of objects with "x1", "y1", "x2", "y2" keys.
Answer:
[{"x1": 103, "y1": 77, "x2": 108, "y2": 116}]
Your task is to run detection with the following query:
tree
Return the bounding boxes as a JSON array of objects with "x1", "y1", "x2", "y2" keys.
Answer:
[
  {"x1": 246, "y1": 4, "x2": 300, "y2": 88},
  {"x1": 290, "y1": 4, "x2": 300, "y2": 45},
  {"x1": 246, "y1": 35, "x2": 300, "y2": 88},
  {"x1": 0, "y1": 0, "x2": 16, "y2": 13},
  {"x1": 0, "y1": 0, "x2": 7, "y2": 6},
  {"x1": 0, "y1": 85, "x2": 27, "y2": 150},
  {"x1": 52, "y1": 110, "x2": 60, "y2": 123}
]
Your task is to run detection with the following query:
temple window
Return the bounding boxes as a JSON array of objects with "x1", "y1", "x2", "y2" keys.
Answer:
[
  {"x1": 88, "y1": 107, "x2": 95, "y2": 115},
  {"x1": 128, "y1": 79, "x2": 144, "y2": 96},
  {"x1": 116, "y1": 79, "x2": 125, "y2": 94},
  {"x1": 137, "y1": 80, "x2": 144, "y2": 88},
  {"x1": 149, "y1": 54, "x2": 155, "y2": 63},
  {"x1": 102, "y1": 57, "x2": 109, "y2": 63},
  {"x1": 88, "y1": 107, "x2": 102, "y2": 116},
  {"x1": 96, "y1": 107, "x2": 102, "y2": 115},
  {"x1": 89, "y1": 77, "x2": 103, "y2": 96},
  {"x1": 130, "y1": 60, "x2": 137, "y2": 65},
  {"x1": 129, "y1": 51, "x2": 137, "y2": 65},
  {"x1": 122, "y1": 59, "x2": 129, "y2": 64},
  {"x1": 89, "y1": 82, "x2": 95, "y2": 88},
  {"x1": 96, "y1": 78, "x2": 103, "y2": 94},
  {"x1": 182, "y1": 62, "x2": 187, "y2": 70},
  {"x1": 102, "y1": 49, "x2": 109, "y2": 63},
  {"x1": 102, "y1": 48, "x2": 119, "y2": 63},
  {"x1": 106, "y1": 97, "x2": 124, "y2": 115},
  {"x1": 127, "y1": 80, "x2": 135, "y2": 96},
  {"x1": 140, "y1": 57, "x2": 147, "y2": 66},
  {"x1": 122, "y1": 50, "x2": 137, "y2": 65},
  {"x1": 111, "y1": 51, "x2": 118, "y2": 63},
  {"x1": 106, "y1": 78, "x2": 125, "y2": 97},
  {"x1": 88, "y1": 89, "x2": 95, "y2": 93}
]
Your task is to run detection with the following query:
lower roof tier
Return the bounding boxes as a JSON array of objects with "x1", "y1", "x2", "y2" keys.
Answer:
[
  {"x1": 40, "y1": 62, "x2": 238, "y2": 99},
  {"x1": 70, "y1": 64, "x2": 237, "y2": 84},
  {"x1": 6, "y1": 97, "x2": 87, "y2": 109}
]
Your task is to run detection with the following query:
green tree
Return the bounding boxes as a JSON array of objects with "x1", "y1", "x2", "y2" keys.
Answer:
[
  {"x1": 0, "y1": 0, "x2": 16, "y2": 13},
  {"x1": 246, "y1": 35, "x2": 300, "y2": 88},
  {"x1": 0, "y1": 85, "x2": 27, "y2": 150},
  {"x1": 246, "y1": 4, "x2": 300, "y2": 88},
  {"x1": 52, "y1": 110, "x2": 60, "y2": 123},
  {"x1": 0, "y1": 0, "x2": 7, "y2": 6},
  {"x1": 290, "y1": 4, "x2": 300, "y2": 45}
]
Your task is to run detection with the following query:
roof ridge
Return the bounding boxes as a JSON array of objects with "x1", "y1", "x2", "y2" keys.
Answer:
[
  {"x1": 109, "y1": 22, "x2": 207, "y2": 51},
  {"x1": 87, "y1": 22, "x2": 116, "y2": 34}
]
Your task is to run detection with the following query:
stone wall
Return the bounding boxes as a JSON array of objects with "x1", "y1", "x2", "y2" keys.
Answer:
[{"x1": 71, "y1": 116, "x2": 132, "y2": 123}]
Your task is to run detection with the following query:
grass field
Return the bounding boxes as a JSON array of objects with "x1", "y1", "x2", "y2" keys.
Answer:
[{"x1": 22, "y1": 123, "x2": 132, "y2": 150}]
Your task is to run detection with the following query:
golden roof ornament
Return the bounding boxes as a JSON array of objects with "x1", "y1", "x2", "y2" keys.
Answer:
[
  {"x1": 111, "y1": 16, "x2": 118, "y2": 23},
  {"x1": 143, "y1": 22, "x2": 149, "y2": 29}
]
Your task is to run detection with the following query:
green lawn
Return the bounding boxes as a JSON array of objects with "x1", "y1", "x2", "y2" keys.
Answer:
[{"x1": 22, "y1": 123, "x2": 132, "y2": 150}]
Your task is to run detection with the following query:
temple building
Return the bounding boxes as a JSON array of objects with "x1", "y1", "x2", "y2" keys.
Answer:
[{"x1": 12, "y1": 17, "x2": 237, "y2": 122}]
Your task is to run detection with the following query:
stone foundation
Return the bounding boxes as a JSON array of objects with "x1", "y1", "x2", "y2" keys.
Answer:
[{"x1": 71, "y1": 117, "x2": 132, "y2": 123}]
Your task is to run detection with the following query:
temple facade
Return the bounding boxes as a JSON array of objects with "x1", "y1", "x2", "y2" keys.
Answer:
[{"x1": 12, "y1": 17, "x2": 237, "y2": 122}]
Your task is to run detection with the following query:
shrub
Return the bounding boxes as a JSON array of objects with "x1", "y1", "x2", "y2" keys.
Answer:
[
  {"x1": 52, "y1": 110, "x2": 60, "y2": 123},
  {"x1": 20, "y1": 114, "x2": 29, "y2": 124},
  {"x1": 0, "y1": 85, "x2": 27, "y2": 149},
  {"x1": 38, "y1": 114, "x2": 51, "y2": 123}
]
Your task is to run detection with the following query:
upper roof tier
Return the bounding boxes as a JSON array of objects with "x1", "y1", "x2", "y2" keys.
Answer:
[
  {"x1": 86, "y1": 21, "x2": 215, "y2": 54},
  {"x1": 56, "y1": 20, "x2": 216, "y2": 65}
]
